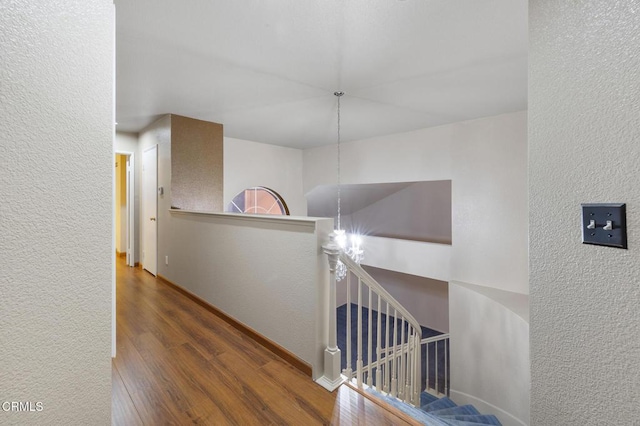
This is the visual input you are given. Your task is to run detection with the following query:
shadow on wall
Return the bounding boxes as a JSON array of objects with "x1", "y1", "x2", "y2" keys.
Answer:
[{"x1": 306, "y1": 180, "x2": 452, "y2": 244}]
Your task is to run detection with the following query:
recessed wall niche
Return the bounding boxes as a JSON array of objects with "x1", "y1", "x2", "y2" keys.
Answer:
[{"x1": 170, "y1": 114, "x2": 223, "y2": 212}]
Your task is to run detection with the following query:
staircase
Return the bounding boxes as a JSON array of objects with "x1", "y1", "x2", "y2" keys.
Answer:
[
  {"x1": 320, "y1": 231, "x2": 503, "y2": 425},
  {"x1": 368, "y1": 388, "x2": 502, "y2": 426}
]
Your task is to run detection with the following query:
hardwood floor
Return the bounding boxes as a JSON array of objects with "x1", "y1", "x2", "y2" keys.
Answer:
[{"x1": 112, "y1": 259, "x2": 336, "y2": 425}]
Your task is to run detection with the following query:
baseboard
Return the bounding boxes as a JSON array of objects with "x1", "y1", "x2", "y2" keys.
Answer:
[
  {"x1": 116, "y1": 250, "x2": 127, "y2": 258},
  {"x1": 450, "y1": 389, "x2": 529, "y2": 426},
  {"x1": 156, "y1": 274, "x2": 312, "y2": 377}
]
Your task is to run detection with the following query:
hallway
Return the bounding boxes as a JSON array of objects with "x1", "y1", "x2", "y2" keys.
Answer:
[{"x1": 111, "y1": 258, "x2": 336, "y2": 425}]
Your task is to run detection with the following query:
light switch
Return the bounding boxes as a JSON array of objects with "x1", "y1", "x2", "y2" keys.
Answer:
[{"x1": 581, "y1": 203, "x2": 627, "y2": 249}]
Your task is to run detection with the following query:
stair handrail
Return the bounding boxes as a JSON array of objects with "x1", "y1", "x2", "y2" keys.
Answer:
[
  {"x1": 318, "y1": 232, "x2": 423, "y2": 407},
  {"x1": 339, "y1": 253, "x2": 421, "y2": 332}
]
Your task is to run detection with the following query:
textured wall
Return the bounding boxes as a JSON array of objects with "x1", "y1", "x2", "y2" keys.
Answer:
[
  {"x1": 530, "y1": 1, "x2": 640, "y2": 424},
  {"x1": 0, "y1": 1, "x2": 113, "y2": 425},
  {"x1": 171, "y1": 115, "x2": 223, "y2": 212},
  {"x1": 224, "y1": 137, "x2": 307, "y2": 216}
]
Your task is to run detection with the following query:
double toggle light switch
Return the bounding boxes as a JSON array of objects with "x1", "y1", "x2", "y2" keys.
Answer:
[
  {"x1": 581, "y1": 203, "x2": 627, "y2": 249},
  {"x1": 586, "y1": 219, "x2": 613, "y2": 231}
]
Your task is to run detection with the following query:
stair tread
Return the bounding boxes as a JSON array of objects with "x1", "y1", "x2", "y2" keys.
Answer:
[
  {"x1": 422, "y1": 396, "x2": 457, "y2": 412},
  {"x1": 420, "y1": 391, "x2": 440, "y2": 406},
  {"x1": 365, "y1": 388, "x2": 450, "y2": 425},
  {"x1": 429, "y1": 404, "x2": 480, "y2": 416},
  {"x1": 438, "y1": 414, "x2": 502, "y2": 425},
  {"x1": 438, "y1": 421, "x2": 499, "y2": 426}
]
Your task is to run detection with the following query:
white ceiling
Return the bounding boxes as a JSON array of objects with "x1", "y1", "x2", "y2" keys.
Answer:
[{"x1": 115, "y1": 0, "x2": 527, "y2": 149}]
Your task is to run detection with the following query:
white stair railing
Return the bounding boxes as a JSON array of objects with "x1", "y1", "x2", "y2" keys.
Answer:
[
  {"x1": 321, "y1": 233, "x2": 422, "y2": 407},
  {"x1": 421, "y1": 334, "x2": 450, "y2": 397}
]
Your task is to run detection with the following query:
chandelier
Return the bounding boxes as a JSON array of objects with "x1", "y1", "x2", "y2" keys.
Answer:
[{"x1": 333, "y1": 91, "x2": 364, "y2": 281}]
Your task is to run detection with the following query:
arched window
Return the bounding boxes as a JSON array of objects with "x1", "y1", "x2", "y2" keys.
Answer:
[{"x1": 227, "y1": 187, "x2": 290, "y2": 216}]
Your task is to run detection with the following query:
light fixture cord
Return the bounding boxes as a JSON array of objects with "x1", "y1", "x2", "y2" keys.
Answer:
[{"x1": 336, "y1": 93, "x2": 341, "y2": 231}]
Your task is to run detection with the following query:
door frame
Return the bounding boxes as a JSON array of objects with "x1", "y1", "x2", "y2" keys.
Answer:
[
  {"x1": 142, "y1": 144, "x2": 158, "y2": 276},
  {"x1": 115, "y1": 150, "x2": 135, "y2": 267}
]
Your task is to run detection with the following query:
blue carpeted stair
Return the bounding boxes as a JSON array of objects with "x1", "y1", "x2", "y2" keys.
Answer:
[
  {"x1": 337, "y1": 303, "x2": 449, "y2": 394},
  {"x1": 339, "y1": 302, "x2": 500, "y2": 425},
  {"x1": 366, "y1": 389, "x2": 502, "y2": 426}
]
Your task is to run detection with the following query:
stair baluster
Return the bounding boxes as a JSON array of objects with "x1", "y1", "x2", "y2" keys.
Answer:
[
  {"x1": 345, "y1": 273, "x2": 352, "y2": 380},
  {"x1": 375, "y1": 293, "x2": 382, "y2": 392},
  {"x1": 356, "y1": 277, "x2": 363, "y2": 388}
]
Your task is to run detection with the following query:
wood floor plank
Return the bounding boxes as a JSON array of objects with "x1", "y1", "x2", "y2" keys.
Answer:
[
  {"x1": 260, "y1": 359, "x2": 337, "y2": 422},
  {"x1": 130, "y1": 332, "x2": 221, "y2": 423},
  {"x1": 112, "y1": 363, "x2": 144, "y2": 426},
  {"x1": 114, "y1": 258, "x2": 348, "y2": 425},
  {"x1": 170, "y1": 342, "x2": 267, "y2": 425},
  {"x1": 216, "y1": 352, "x2": 328, "y2": 425}
]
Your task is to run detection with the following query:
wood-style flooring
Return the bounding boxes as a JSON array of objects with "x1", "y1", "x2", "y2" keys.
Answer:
[{"x1": 112, "y1": 258, "x2": 336, "y2": 425}]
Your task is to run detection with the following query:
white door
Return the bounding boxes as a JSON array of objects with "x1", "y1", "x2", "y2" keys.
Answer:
[{"x1": 142, "y1": 145, "x2": 158, "y2": 276}]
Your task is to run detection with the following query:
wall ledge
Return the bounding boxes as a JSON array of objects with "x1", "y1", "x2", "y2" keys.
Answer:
[
  {"x1": 170, "y1": 208, "x2": 331, "y2": 231},
  {"x1": 450, "y1": 280, "x2": 529, "y2": 323}
]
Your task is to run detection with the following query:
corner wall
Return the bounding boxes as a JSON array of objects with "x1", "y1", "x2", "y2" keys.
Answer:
[
  {"x1": 0, "y1": 2, "x2": 113, "y2": 424},
  {"x1": 530, "y1": 2, "x2": 640, "y2": 424}
]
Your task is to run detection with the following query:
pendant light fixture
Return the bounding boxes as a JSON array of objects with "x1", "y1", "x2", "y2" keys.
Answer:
[{"x1": 333, "y1": 91, "x2": 363, "y2": 281}]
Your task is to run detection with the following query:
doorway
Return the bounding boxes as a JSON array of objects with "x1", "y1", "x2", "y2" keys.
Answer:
[{"x1": 114, "y1": 151, "x2": 135, "y2": 267}]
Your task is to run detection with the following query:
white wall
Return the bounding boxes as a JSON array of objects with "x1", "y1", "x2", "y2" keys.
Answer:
[
  {"x1": 140, "y1": 120, "x2": 333, "y2": 377},
  {"x1": 0, "y1": 2, "x2": 113, "y2": 425},
  {"x1": 451, "y1": 111, "x2": 529, "y2": 294},
  {"x1": 303, "y1": 111, "x2": 528, "y2": 295},
  {"x1": 530, "y1": 2, "x2": 640, "y2": 425},
  {"x1": 166, "y1": 211, "x2": 332, "y2": 378},
  {"x1": 224, "y1": 137, "x2": 307, "y2": 216},
  {"x1": 303, "y1": 124, "x2": 453, "y2": 193},
  {"x1": 115, "y1": 131, "x2": 140, "y2": 263},
  {"x1": 449, "y1": 283, "x2": 530, "y2": 426}
]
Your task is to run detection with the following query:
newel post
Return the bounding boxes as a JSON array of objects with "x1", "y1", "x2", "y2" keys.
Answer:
[{"x1": 316, "y1": 231, "x2": 345, "y2": 392}]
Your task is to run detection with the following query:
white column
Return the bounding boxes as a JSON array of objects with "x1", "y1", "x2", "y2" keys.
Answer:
[{"x1": 316, "y1": 231, "x2": 345, "y2": 392}]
